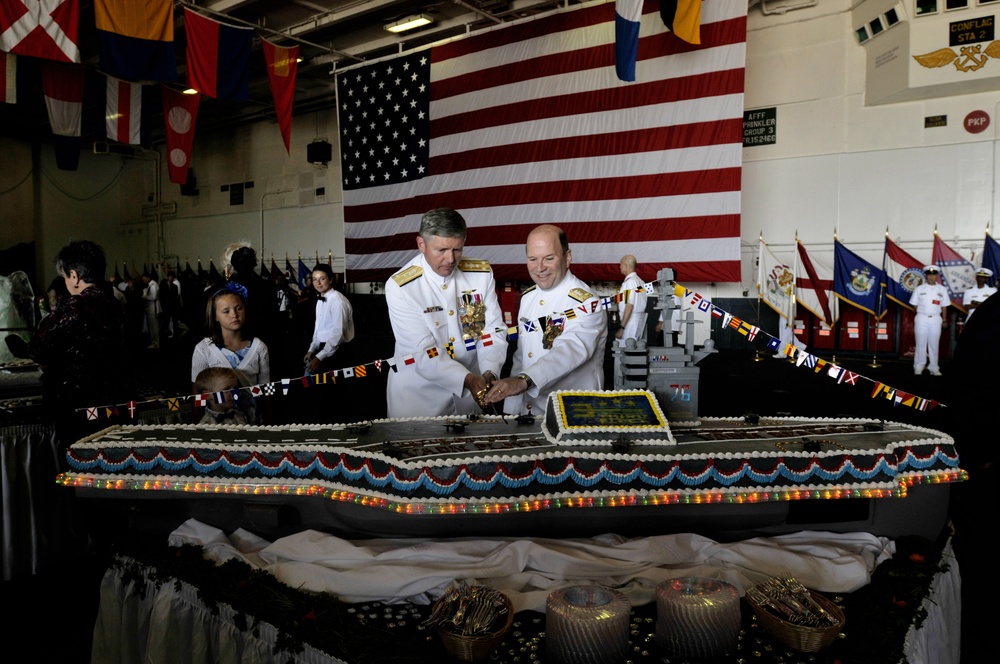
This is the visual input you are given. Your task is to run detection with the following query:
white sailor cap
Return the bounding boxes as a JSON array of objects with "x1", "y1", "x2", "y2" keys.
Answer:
[
  {"x1": 976, "y1": 267, "x2": 994, "y2": 277},
  {"x1": 923, "y1": 265, "x2": 940, "y2": 274}
]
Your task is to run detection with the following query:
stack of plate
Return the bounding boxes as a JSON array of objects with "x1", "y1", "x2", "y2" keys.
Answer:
[{"x1": 655, "y1": 577, "x2": 741, "y2": 658}]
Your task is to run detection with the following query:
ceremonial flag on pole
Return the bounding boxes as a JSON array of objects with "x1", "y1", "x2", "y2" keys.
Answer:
[
  {"x1": 183, "y1": 8, "x2": 252, "y2": 100},
  {"x1": 757, "y1": 237, "x2": 795, "y2": 321},
  {"x1": 982, "y1": 232, "x2": 1000, "y2": 283},
  {"x1": 106, "y1": 75, "x2": 142, "y2": 144},
  {"x1": 932, "y1": 233, "x2": 976, "y2": 311},
  {"x1": 661, "y1": 0, "x2": 701, "y2": 45},
  {"x1": 261, "y1": 38, "x2": 298, "y2": 153},
  {"x1": 338, "y1": 1, "x2": 746, "y2": 284},
  {"x1": 161, "y1": 85, "x2": 200, "y2": 184},
  {"x1": 0, "y1": 0, "x2": 79, "y2": 62},
  {"x1": 94, "y1": 0, "x2": 175, "y2": 82},
  {"x1": 298, "y1": 257, "x2": 310, "y2": 290},
  {"x1": 1, "y1": 50, "x2": 14, "y2": 103},
  {"x1": 882, "y1": 236, "x2": 924, "y2": 310},
  {"x1": 614, "y1": 0, "x2": 642, "y2": 82},
  {"x1": 795, "y1": 240, "x2": 838, "y2": 326},
  {"x1": 833, "y1": 239, "x2": 886, "y2": 317}
]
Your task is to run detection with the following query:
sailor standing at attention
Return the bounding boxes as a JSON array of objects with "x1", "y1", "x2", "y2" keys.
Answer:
[
  {"x1": 384, "y1": 208, "x2": 508, "y2": 417},
  {"x1": 909, "y1": 265, "x2": 950, "y2": 376}
]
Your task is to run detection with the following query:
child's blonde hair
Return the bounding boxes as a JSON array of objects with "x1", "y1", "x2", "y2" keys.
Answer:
[{"x1": 194, "y1": 366, "x2": 241, "y2": 395}]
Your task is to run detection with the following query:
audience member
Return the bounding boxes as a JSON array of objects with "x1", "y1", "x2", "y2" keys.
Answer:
[
  {"x1": 141, "y1": 273, "x2": 161, "y2": 348},
  {"x1": 303, "y1": 263, "x2": 355, "y2": 374},
  {"x1": 909, "y1": 265, "x2": 949, "y2": 376},
  {"x1": 962, "y1": 267, "x2": 996, "y2": 322},
  {"x1": 191, "y1": 285, "x2": 270, "y2": 423},
  {"x1": 194, "y1": 367, "x2": 249, "y2": 426},
  {"x1": 615, "y1": 255, "x2": 646, "y2": 342},
  {"x1": 384, "y1": 208, "x2": 507, "y2": 417},
  {"x1": 26, "y1": 240, "x2": 131, "y2": 446},
  {"x1": 228, "y1": 245, "x2": 279, "y2": 349},
  {"x1": 484, "y1": 225, "x2": 606, "y2": 413}
]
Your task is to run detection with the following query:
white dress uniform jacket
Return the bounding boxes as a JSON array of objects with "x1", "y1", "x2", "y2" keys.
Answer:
[
  {"x1": 962, "y1": 285, "x2": 997, "y2": 321},
  {"x1": 617, "y1": 271, "x2": 647, "y2": 341},
  {"x1": 385, "y1": 254, "x2": 508, "y2": 418},
  {"x1": 506, "y1": 271, "x2": 607, "y2": 415},
  {"x1": 909, "y1": 282, "x2": 950, "y2": 373}
]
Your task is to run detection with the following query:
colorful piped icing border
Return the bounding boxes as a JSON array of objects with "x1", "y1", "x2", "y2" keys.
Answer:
[{"x1": 60, "y1": 431, "x2": 964, "y2": 506}]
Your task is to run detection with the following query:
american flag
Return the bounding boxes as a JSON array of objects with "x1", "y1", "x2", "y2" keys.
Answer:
[{"x1": 337, "y1": 0, "x2": 746, "y2": 284}]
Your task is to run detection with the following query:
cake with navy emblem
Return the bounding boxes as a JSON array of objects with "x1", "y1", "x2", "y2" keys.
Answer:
[{"x1": 542, "y1": 389, "x2": 675, "y2": 445}]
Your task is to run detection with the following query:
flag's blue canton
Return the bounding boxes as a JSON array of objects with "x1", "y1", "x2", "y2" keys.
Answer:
[{"x1": 337, "y1": 52, "x2": 431, "y2": 190}]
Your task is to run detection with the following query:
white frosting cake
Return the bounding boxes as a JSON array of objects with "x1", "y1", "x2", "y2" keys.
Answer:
[{"x1": 541, "y1": 389, "x2": 675, "y2": 446}]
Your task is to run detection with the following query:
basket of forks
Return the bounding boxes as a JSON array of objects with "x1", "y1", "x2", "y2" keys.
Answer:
[
  {"x1": 746, "y1": 577, "x2": 845, "y2": 652},
  {"x1": 426, "y1": 582, "x2": 513, "y2": 661}
]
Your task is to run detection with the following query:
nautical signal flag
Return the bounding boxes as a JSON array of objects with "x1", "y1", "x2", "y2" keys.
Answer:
[
  {"x1": 0, "y1": 0, "x2": 80, "y2": 63},
  {"x1": 1, "y1": 51, "x2": 14, "y2": 103},
  {"x1": 161, "y1": 84, "x2": 200, "y2": 184},
  {"x1": 106, "y1": 75, "x2": 142, "y2": 145},
  {"x1": 261, "y1": 38, "x2": 298, "y2": 153},
  {"x1": 661, "y1": 0, "x2": 701, "y2": 45},
  {"x1": 614, "y1": 0, "x2": 642, "y2": 82},
  {"x1": 183, "y1": 8, "x2": 252, "y2": 100},
  {"x1": 94, "y1": 0, "x2": 175, "y2": 82},
  {"x1": 41, "y1": 61, "x2": 84, "y2": 170}
]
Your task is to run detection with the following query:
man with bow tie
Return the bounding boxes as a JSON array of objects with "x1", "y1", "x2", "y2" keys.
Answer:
[{"x1": 303, "y1": 263, "x2": 355, "y2": 374}]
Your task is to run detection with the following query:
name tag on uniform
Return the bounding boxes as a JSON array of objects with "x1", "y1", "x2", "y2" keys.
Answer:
[
  {"x1": 424, "y1": 306, "x2": 443, "y2": 313},
  {"x1": 931, "y1": 299, "x2": 940, "y2": 305}
]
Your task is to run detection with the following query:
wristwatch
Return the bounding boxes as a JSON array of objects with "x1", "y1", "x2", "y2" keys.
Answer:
[
  {"x1": 483, "y1": 371, "x2": 498, "y2": 383},
  {"x1": 516, "y1": 373, "x2": 535, "y2": 390}
]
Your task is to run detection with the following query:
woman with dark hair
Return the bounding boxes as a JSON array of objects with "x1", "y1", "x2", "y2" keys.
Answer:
[{"x1": 27, "y1": 240, "x2": 131, "y2": 445}]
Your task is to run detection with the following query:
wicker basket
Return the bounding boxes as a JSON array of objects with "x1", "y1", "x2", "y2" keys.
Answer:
[
  {"x1": 748, "y1": 590, "x2": 845, "y2": 652},
  {"x1": 437, "y1": 592, "x2": 514, "y2": 662}
]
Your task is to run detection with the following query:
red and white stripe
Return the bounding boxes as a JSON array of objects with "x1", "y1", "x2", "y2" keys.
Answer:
[
  {"x1": 106, "y1": 75, "x2": 141, "y2": 144},
  {"x1": 795, "y1": 240, "x2": 839, "y2": 327},
  {"x1": 41, "y1": 60, "x2": 83, "y2": 136},
  {"x1": 342, "y1": 0, "x2": 746, "y2": 284}
]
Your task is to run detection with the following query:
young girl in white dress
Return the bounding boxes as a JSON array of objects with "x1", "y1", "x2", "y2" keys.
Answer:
[{"x1": 191, "y1": 285, "x2": 270, "y2": 423}]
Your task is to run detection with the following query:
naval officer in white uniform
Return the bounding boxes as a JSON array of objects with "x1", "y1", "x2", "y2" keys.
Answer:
[
  {"x1": 384, "y1": 208, "x2": 508, "y2": 417},
  {"x1": 484, "y1": 225, "x2": 607, "y2": 414},
  {"x1": 909, "y1": 265, "x2": 950, "y2": 376},
  {"x1": 962, "y1": 267, "x2": 996, "y2": 322}
]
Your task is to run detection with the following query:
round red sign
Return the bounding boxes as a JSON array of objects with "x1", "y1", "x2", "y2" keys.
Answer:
[{"x1": 964, "y1": 110, "x2": 990, "y2": 134}]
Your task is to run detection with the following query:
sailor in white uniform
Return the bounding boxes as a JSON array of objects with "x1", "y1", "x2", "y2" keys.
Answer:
[
  {"x1": 909, "y1": 265, "x2": 950, "y2": 376},
  {"x1": 962, "y1": 267, "x2": 997, "y2": 322},
  {"x1": 384, "y1": 208, "x2": 507, "y2": 417},
  {"x1": 484, "y1": 225, "x2": 607, "y2": 414}
]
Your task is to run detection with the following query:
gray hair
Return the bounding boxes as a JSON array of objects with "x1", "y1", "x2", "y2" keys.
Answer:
[
  {"x1": 418, "y1": 208, "x2": 467, "y2": 241},
  {"x1": 221, "y1": 240, "x2": 252, "y2": 275}
]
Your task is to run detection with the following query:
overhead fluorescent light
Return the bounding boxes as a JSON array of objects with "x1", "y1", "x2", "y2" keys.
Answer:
[{"x1": 384, "y1": 14, "x2": 432, "y2": 33}]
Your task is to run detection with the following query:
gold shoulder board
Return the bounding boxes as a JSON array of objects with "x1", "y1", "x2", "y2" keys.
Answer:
[
  {"x1": 522, "y1": 284, "x2": 537, "y2": 295},
  {"x1": 568, "y1": 287, "x2": 593, "y2": 303},
  {"x1": 458, "y1": 258, "x2": 490, "y2": 272},
  {"x1": 391, "y1": 265, "x2": 423, "y2": 286}
]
